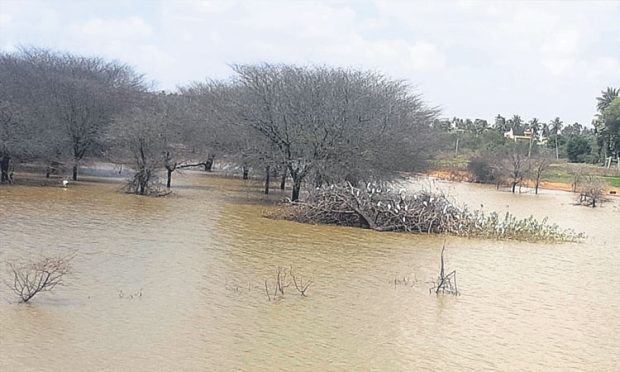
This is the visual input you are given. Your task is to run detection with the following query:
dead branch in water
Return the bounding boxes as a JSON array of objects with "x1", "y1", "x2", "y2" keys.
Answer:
[
  {"x1": 6, "y1": 254, "x2": 74, "y2": 303},
  {"x1": 429, "y1": 244, "x2": 459, "y2": 296},
  {"x1": 264, "y1": 266, "x2": 311, "y2": 301},
  {"x1": 264, "y1": 280, "x2": 271, "y2": 301},
  {"x1": 290, "y1": 266, "x2": 312, "y2": 297},
  {"x1": 393, "y1": 274, "x2": 416, "y2": 289}
]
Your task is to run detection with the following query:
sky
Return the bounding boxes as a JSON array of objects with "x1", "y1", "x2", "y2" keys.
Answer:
[{"x1": 1, "y1": 0, "x2": 619, "y2": 126}]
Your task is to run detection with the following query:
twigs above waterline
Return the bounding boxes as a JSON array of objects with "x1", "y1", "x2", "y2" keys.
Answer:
[
  {"x1": 429, "y1": 245, "x2": 459, "y2": 296},
  {"x1": 6, "y1": 254, "x2": 74, "y2": 303},
  {"x1": 269, "y1": 182, "x2": 583, "y2": 242},
  {"x1": 120, "y1": 170, "x2": 171, "y2": 197},
  {"x1": 264, "y1": 266, "x2": 312, "y2": 301}
]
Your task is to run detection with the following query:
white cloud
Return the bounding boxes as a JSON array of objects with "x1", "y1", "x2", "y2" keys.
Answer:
[
  {"x1": 542, "y1": 29, "x2": 582, "y2": 56},
  {"x1": 0, "y1": 13, "x2": 12, "y2": 27},
  {"x1": 408, "y1": 42, "x2": 445, "y2": 71},
  {"x1": 1, "y1": 0, "x2": 618, "y2": 125},
  {"x1": 76, "y1": 16, "x2": 153, "y2": 40},
  {"x1": 541, "y1": 57, "x2": 578, "y2": 77}
]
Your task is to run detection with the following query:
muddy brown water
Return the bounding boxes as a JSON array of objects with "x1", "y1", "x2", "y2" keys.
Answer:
[{"x1": 1, "y1": 173, "x2": 619, "y2": 371}]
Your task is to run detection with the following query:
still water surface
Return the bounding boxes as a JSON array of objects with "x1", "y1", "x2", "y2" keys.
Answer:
[{"x1": 0, "y1": 173, "x2": 619, "y2": 371}]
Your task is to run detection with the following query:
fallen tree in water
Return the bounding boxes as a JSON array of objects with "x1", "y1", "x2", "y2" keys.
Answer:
[{"x1": 270, "y1": 183, "x2": 583, "y2": 242}]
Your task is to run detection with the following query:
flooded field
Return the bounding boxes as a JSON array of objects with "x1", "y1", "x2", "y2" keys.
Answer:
[{"x1": 1, "y1": 173, "x2": 619, "y2": 371}]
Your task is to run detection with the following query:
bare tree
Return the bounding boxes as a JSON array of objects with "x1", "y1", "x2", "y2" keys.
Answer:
[
  {"x1": 429, "y1": 245, "x2": 459, "y2": 296},
  {"x1": 224, "y1": 64, "x2": 437, "y2": 201},
  {"x1": 0, "y1": 103, "x2": 17, "y2": 183},
  {"x1": 177, "y1": 81, "x2": 253, "y2": 173},
  {"x1": 502, "y1": 142, "x2": 531, "y2": 193},
  {"x1": 569, "y1": 167, "x2": 584, "y2": 193},
  {"x1": 0, "y1": 53, "x2": 54, "y2": 181},
  {"x1": 2, "y1": 48, "x2": 145, "y2": 181},
  {"x1": 6, "y1": 255, "x2": 73, "y2": 303},
  {"x1": 531, "y1": 150, "x2": 552, "y2": 194},
  {"x1": 109, "y1": 93, "x2": 175, "y2": 195},
  {"x1": 577, "y1": 176, "x2": 608, "y2": 207}
]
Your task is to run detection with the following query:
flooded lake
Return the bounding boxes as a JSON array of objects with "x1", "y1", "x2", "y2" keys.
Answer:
[{"x1": 1, "y1": 173, "x2": 619, "y2": 371}]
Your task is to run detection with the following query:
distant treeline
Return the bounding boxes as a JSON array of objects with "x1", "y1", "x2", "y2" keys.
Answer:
[{"x1": 432, "y1": 89, "x2": 620, "y2": 165}]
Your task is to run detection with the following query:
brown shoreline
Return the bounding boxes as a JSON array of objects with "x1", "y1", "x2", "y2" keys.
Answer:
[{"x1": 427, "y1": 170, "x2": 620, "y2": 196}]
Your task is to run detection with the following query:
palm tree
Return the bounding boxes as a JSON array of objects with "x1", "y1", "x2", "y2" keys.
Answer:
[
  {"x1": 597, "y1": 87, "x2": 619, "y2": 112},
  {"x1": 541, "y1": 122, "x2": 549, "y2": 138},
  {"x1": 494, "y1": 114, "x2": 507, "y2": 132},
  {"x1": 528, "y1": 118, "x2": 540, "y2": 137},
  {"x1": 550, "y1": 117, "x2": 563, "y2": 159},
  {"x1": 594, "y1": 88, "x2": 618, "y2": 162},
  {"x1": 510, "y1": 114, "x2": 523, "y2": 133}
]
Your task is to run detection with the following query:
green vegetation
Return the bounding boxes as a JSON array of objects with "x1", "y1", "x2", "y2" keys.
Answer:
[
  {"x1": 600, "y1": 176, "x2": 620, "y2": 188},
  {"x1": 542, "y1": 164, "x2": 620, "y2": 188},
  {"x1": 429, "y1": 156, "x2": 469, "y2": 171}
]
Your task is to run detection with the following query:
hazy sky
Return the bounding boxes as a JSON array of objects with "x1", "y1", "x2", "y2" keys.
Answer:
[{"x1": 1, "y1": 0, "x2": 619, "y2": 126}]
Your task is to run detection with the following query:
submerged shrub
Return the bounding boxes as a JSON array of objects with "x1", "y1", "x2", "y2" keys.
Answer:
[{"x1": 270, "y1": 183, "x2": 583, "y2": 242}]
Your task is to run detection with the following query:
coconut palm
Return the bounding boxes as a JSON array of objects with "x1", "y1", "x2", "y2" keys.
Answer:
[
  {"x1": 549, "y1": 117, "x2": 563, "y2": 159},
  {"x1": 597, "y1": 87, "x2": 619, "y2": 112},
  {"x1": 510, "y1": 115, "x2": 523, "y2": 133},
  {"x1": 528, "y1": 118, "x2": 540, "y2": 137}
]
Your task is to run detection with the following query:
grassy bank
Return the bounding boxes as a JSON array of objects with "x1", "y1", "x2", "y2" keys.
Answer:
[{"x1": 430, "y1": 157, "x2": 620, "y2": 193}]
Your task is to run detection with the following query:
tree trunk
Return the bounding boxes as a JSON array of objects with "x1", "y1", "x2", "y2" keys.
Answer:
[
  {"x1": 535, "y1": 177, "x2": 540, "y2": 195},
  {"x1": 0, "y1": 155, "x2": 10, "y2": 183},
  {"x1": 555, "y1": 139, "x2": 559, "y2": 160},
  {"x1": 204, "y1": 153, "x2": 215, "y2": 171},
  {"x1": 167, "y1": 168, "x2": 173, "y2": 188},
  {"x1": 137, "y1": 168, "x2": 150, "y2": 195},
  {"x1": 264, "y1": 166, "x2": 270, "y2": 194},
  {"x1": 242, "y1": 166, "x2": 249, "y2": 180},
  {"x1": 72, "y1": 164, "x2": 78, "y2": 181},
  {"x1": 314, "y1": 174, "x2": 323, "y2": 188},
  {"x1": 511, "y1": 182, "x2": 516, "y2": 193},
  {"x1": 454, "y1": 137, "x2": 459, "y2": 157},
  {"x1": 291, "y1": 177, "x2": 302, "y2": 201},
  {"x1": 280, "y1": 167, "x2": 287, "y2": 190},
  {"x1": 138, "y1": 172, "x2": 145, "y2": 195}
]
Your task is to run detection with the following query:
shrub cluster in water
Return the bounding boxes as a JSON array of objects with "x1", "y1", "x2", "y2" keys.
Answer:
[{"x1": 272, "y1": 183, "x2": 583, "y2": 242}]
